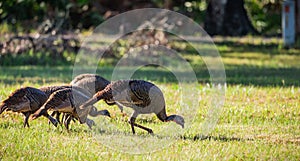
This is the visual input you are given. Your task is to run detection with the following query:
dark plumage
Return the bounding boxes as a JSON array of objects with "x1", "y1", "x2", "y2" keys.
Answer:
[
  {"x1": 39, "y1": 85, "x2": 110, "y2": 129},
  {"x1": 0, "y1": 87, "x2": 48, "y2": 127},
  {"x1": 32, "y1": 87, "x2": 110, "y2": 129},
  {"x1": 40, "y1": 85, "x2": 90, "y2": 121},
  {"x1": 39, "y1": 85, "x2": 71, "y2": 123},
  {"x1": 81, "y1": 80, "x2": 185, "y2": 134},
  {"x1": 70, "y1": 74, "x2": 124, "y2": 112},
  {"x1": 70, "y1": 74, "x2": 110, "y2": 95}
]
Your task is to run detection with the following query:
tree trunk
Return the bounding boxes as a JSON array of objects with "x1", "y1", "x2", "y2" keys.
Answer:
[
  {"x1": 204, "y1": 0, "x2": 258, "y2": 36},
  {"x1": 296, "y1": 0, "x2": 300, "y2": 36}
]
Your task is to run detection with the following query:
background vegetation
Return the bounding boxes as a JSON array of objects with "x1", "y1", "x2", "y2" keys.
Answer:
[
  {"x1": 0, "y1": 0, "x2": 282, "y2": 35},
  {"x1": 0, "y1": 37, "x2": 299, "y2": 160}
]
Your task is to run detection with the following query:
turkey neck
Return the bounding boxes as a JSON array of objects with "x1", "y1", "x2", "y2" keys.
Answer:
[{"x1": 155, "y1": 107, "x2": 168, "y2": 121}]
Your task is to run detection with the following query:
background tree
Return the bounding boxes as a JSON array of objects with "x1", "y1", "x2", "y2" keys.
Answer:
[
  {"x1": 0, "y1": 0, "x2": 287, "y2": 36},
  {"x1": 204, "y1": 0, "x2": 258, "y2": 36},
  {"x1": 296, "y1": 0, "x2": 300, "y2": 36}
]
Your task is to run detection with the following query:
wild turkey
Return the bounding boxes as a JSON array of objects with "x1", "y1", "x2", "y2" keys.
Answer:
[
  {"x1": 39, "y1": 85, "x2": 70, "y2": 123},
  {"x1": 32, "y1": 87, "x2": 110, "y2": 129},
  {"x1": 39, "y1": 85, "x2": 110, "y2": 128},
  {"x1": 40, "y1": 85, "x2": 86, "y2": 122},
  {"x1": 80, "y1": 80, "x2": 185, "y2": 134},
  {"x1": 70, "y1": 74, "x2": 110, "y2": 95},
  {"x1": 70, "y1": 74, "x2": 124, "y2": 112},
  {"x1": 0, "y1": 87, "x2": 52, "y2": 127}
]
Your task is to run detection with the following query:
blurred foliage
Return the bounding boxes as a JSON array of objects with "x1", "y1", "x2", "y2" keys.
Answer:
[
  {"x1": 245, "y1": 0, "x2": 281, "y2": 35},
  {"x1": 179, "y1": 0, "x2": 208, "y2": 24},
  {"x1": 0, "y1": 0, "x2": 282, "y2": 35},
  {"x1": 0, "y1": 0, "x2": 289, "y2": 67},
  {"x1": 0, "y1": 50, "x2": 75, "y2": 66},
  {"x1": 177, "y1": 0, "x2": 281, "y2": 35},
  {"x1": 0, "y1": 0, "x2": 103, "y2": 32}
]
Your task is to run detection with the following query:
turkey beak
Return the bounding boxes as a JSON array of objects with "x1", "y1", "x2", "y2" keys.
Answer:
[
  {"x1": 0, "y1": 103, "x2": 8, "y2": 114},
  {"x1": 106, "y1": 110, "x2": 111, "y2": 118},
  {"x1": 101, "y1": 109, "x2": 111, "y2": 118}
]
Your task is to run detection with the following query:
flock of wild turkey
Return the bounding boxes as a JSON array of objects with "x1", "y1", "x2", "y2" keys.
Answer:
[{"x1": 0, "y1": 74, "x2": 184, "y2": 134}]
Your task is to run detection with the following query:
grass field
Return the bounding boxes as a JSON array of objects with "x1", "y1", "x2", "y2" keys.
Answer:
[{"x1": 0, "y1": 37, "x2": 299, "y2": 160}]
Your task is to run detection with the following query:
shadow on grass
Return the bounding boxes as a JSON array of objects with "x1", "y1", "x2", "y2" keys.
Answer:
[
  {"x1": 225, "y1": 66, "x2": 300, "y2": 86},
  {"x1": 215, "y1": 41, "x2": 282, "y2": 54},
  {"x1": 91, "y1": 129, "x2": 254, "y2": 143},
  {"x1": 178, "y1": 38, "x2": 299, "y2": 55},
  {"x1": 0, "y1": 65, "x2": 299, "y2": 86},
  {"x1": 90, "y1": 128, "x2": 251, "y2": 143},
  {"x1": 181, "y1": 134, "x2": 254, "y2": 142},
  {"x1": 213, "y1": 39, "x2": 299, "y2": 55}
]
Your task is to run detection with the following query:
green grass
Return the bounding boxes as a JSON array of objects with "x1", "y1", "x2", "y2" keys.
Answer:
[
  {"x1": 0, "y1": 82, "x2": 299, "y2": 160},
  {"x1": 0, "y1": 37, "x2": 300, "y2": 160}
]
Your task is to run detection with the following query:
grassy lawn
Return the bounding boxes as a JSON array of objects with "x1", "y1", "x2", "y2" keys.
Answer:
[{"x1": 0, "y1": 37, "x2": 299, "y2": 160}]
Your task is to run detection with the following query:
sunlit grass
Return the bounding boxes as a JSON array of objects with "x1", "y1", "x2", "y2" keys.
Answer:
[
  {"x1": 0, "y1": 37, "x2": 300, "y2": 160},
  {"x1": 0, "y1": 73, "x2": 299, "y2": 160}
]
